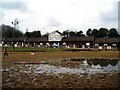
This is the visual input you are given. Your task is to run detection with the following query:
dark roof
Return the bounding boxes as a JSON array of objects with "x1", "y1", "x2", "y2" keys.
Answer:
[
  {"x1": 55, "y1": 31, "x2": 64, "y2": 35},
  {"x1": 3, "y1": 37, "x2": 120, "y2": 43},
  {"x1": 62, "y1": 36, "x2": 94, "y2": 42},
  {"x1": 95, "y1": 38, "x2": 120, "y2": 43},
  {"x1": 25, "y1": 37, "x2": 48, "y2": 42},
  {"x1": 5, "y1": 37, "x2": 27, "y2": 42}
]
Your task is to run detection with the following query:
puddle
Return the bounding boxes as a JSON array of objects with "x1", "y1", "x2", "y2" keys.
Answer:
[
  {"x1": 35, "y1": 65, "x2": 85, "y2": 74},
  {"x1": 0, "y1": 69, "x2": 9, "y2": 71},
  {"x1": 2, "y1": 59, "x2": 120, "y2": 88},
  {"x1": 15, "y1": 59, "x2": 120, "y2": 75}
]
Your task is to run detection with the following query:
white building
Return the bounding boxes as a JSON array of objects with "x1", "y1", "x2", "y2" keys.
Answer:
[{"x1": 48, "y1": 31, "x2": 63, "y2": 41}]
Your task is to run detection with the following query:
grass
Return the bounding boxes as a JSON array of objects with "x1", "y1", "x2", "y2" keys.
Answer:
[
  {"x1": 2, "y1": 46, "x2": 114, "y2": 52},
  {"x1": 2, "y1": 46, "x2": 63, "y2": 52},
  {"x1": 41, "y1": 48, "x2": 63, "y2": 52}
]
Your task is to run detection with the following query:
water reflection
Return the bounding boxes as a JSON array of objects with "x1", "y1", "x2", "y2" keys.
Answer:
[
  {"x1": 86, "y1": 59, "x2": 118, "y2": 67},
  {"x1": 70, "y1": 59, "x2": 119, "y2": 67},
  {"x1": 109, "y1": 60, "x2": 118, "y2": 66},
  {"x1": 11, "y1": 59, "x2": 120, "y2": 75},
  {"x1": 23, "y1": 59, "x2": 119, "y2": 75}
]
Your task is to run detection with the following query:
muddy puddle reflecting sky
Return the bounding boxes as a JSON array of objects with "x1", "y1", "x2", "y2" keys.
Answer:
[{"x1": 15, "y1": 59, "x2": 120, "y2": 75}]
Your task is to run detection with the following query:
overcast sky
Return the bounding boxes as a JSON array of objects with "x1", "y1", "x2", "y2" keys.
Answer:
[{"x1": 0, "y1": 0, "x2": 119, "y2": 34}]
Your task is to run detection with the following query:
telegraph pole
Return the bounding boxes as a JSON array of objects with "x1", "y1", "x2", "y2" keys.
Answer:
[{"x1": 11, "y1": 18, "x2": 19, "y2": 51}]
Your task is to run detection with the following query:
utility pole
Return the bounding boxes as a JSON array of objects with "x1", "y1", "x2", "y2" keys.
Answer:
[{"x1": 11, "y1": 18, "x2": 19, "y2": 51}]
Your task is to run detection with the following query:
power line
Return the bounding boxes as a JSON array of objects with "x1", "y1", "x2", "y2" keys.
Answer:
[
  {"x1": 11, "y1": 18, "x2": 19, "y2": 51},
  {"x1": 11, "y1": 18, "x2": 19, "y2": 30}
]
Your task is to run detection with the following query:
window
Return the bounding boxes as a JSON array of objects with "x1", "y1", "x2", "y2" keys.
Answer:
[
  {"x1": 104, "y1": 44, "x2": 107, "y2": 46},
  {"x1": 113, "y1": 44, "x2": 116, "y2": 46},
  {"x1": 86, "y1": 43, "x2": 90, "y2": 45},
  {"x1": 99, "y1": 46, "x2": 102, "y2": 49},
  {"x1": 107, "y1": 46, "x2": 111, "y2": 49},
  {"x1": 95, "y1": 44, "x2": 98, "y2": 46},
  {"x1": 63, "y1": 42, "x2": 66, "y2": 45},
  {"x1": 40, "y1": 43, "x2": 43, "y2": 45}
]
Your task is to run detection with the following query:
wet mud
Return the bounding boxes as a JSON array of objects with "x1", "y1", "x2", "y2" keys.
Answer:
[{"x1": 2, "y1": 51, "x2": 120, "y2": 88}]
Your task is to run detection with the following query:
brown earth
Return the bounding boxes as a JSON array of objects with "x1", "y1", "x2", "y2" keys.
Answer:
[
  {"x1": 2, "y1": 51, "x2": 120, "y2": 64},
  {"x1": 2, "y1": 51, "x2": 120, "y2": 88}
]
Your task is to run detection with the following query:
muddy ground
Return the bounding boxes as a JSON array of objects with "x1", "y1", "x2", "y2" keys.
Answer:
[{"x1": 1, "y1": 51, "x2": 120, "y2": 88}]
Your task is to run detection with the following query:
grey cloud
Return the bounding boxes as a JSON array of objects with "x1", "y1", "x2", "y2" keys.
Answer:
[
  {"x1": 48, "y1": 17, "x2": 62, "y2": 27},
  {"x1": 1, "y1": 2, "x2": 28, "y2": 12},
  {"x1": 100, "y1": 2, "x2": 118, "y2": 22},
  {"x1": 118, "y1": 1, "x2": 120, "y2": 33},
  {"x1": 0, "y1": 12, "x2": 4, "y2": 21},
  {"x1": 64, "y1": 27, "x2": 78, "y2": 31},
  {"x1": 70, "y1": 0, "x2": 83, "y2": 6}
]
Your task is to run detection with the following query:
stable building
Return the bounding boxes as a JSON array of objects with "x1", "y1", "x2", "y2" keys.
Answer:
[
  {"x1": 3, "y1": 37, "x2": 27, "y2": 47},
  {"x1": 2, "y1": 31, "x2": 120, "y2": 50},
  {"x1": 94, "y1": 38, "x2": 120, "y2": 50},
  {"x1": 25, "y1": 37, "x2": 48, "y2": 48},
  {"x1": 61, "y1": 37, "x2": 94, "y2": 48}
]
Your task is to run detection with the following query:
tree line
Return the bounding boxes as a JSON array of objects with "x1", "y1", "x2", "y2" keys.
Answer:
[
  {"x1": 86, "y1": 28, "x2": 119, "y2": 38},
  {"x1": 1, "y1": 24, "x2": 120, "y2": 38},
  {"x1": 1, "y1": 24, "x2": 41, "y2": 38}
]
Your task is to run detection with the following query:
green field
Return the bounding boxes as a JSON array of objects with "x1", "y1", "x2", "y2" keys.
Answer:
[
  {"x1": 2, "y1": 46, "x2": 106, "y2": 52},
  {"x1": 2, "y1": 46, "x2": 64, "y2": 52}
]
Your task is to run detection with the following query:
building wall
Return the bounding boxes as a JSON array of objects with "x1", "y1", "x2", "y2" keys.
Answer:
[
  {"x1": 48, "y1": 31, "x2": 63, "y2": 41},
  {"x1": 2, "y1": 37, "x2": 120, "y2": 50},
  {"x1": 94, "y1": 43, "x2": 118, "y2": 50}
]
